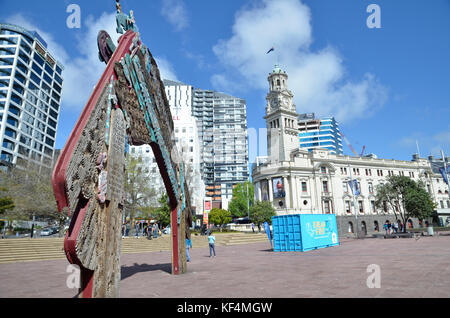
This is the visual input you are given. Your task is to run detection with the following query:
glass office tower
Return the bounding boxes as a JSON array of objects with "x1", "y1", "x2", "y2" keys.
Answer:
[
  {"x1": 298, "y1": 113, "x2": 343, "y2": 155},
  {"x1": 193, "y1": 89, "x2": 249, "y2": 209},
  {"x1": 0, "y1": 23, "x2": 63, "y2": 173}
]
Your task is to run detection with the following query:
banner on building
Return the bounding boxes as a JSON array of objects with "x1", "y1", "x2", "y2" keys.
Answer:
[
  {"x1": 348, "y1": 180, "x2": 360, "y2": 196},
  {"x1": 272, "y1": 177, "x2": 285, "y2": 199}
]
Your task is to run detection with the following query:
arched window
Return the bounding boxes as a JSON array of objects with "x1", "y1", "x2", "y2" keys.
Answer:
[
  {"x1": 361, "y1": 221, "x2": 367, "y2": 235},
  {"x1": 277, "y1": 79, "x2": 280, "y2": 86},
  {"x1": 374, "y1": 221, "x2": 379, "y2": 232},
  {"x1": 348, "y1": 222, "x2": 354, "y2": 233}
]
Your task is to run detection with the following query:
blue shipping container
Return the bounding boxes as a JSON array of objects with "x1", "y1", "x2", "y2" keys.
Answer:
[{"x1": 272, "y1": 214, "x2": 339, "y2": 252}]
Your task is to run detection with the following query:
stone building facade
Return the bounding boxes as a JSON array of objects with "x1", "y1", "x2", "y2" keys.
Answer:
[{"x1": 252, "y1": 65, "x2": 447, "y2": 238}]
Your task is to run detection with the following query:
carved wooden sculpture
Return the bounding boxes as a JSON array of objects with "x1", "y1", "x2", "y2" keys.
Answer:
[{"x1": 52, "y1": 3, "x2": 192, "y2": 297}]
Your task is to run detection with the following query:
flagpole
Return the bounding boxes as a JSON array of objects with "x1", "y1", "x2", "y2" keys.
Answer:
[
  {"x1": 348, "y1": 163, "x2": 359, "y2": 238},
  {"x1": 441, "y1": 150, "x2": 450, "y2": 199}
]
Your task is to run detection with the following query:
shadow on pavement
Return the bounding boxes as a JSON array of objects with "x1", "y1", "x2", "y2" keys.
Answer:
[{"x1": 121, "y1": 263, "x2": 171, "y2": 280}]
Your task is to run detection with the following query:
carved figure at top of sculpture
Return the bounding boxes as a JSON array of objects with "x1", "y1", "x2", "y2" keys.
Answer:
[{"x1": 116, "y1": 0, "x2": 139, "y2": 34}]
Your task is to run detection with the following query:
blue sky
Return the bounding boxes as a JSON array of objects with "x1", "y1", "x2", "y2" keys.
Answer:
[{"x1": 1, "y1": 0, "x2": 449, "y2": 163}]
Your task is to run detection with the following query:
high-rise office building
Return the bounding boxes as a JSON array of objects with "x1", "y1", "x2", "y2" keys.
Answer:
[
  {"x1": 298, "y1": 113, "x2": 343, "y2": 155},
  {"x1": 0, "y1": 23, "x2": 63, "y2": 173},
  {"x1": 193, "y1": 89, "x2": 249, "y2": 209},
  {"x1": 130, "y1": 80, "x2": 205, "y2": 218}
]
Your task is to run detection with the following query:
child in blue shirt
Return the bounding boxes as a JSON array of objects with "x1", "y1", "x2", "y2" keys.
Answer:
[{"x1": 208, "y1": 232, "x2": 216, "y2": 257}]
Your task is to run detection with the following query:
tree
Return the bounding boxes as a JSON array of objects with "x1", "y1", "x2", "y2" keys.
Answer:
[
  {"x1": 249, "y1": 201, "x2": 276, "y2": 230},
  {"x1": 208, "y1": 208, "x2": 232, "y2": 231},
  {"x1": 404, "y1": 185, "x2": 436, "y2": 222},
  {"x1": 375, "y1": 175, "x2": 436, "y2": 231},
  {"x1": 0, "y1": 187, "x2": 14, "y2": 214},
  {"x1": 228, "y1": 181, "x2": 254, "y2": 218},
  {"x1": 153, "y1": 194, "x2": 171, "y2": 227},
  {"x1": 0, "y1": 167, "x2": 68, "y2": 236},
  {"x1": 124, "y1": 155, "x2": 160, "y2": 221}
]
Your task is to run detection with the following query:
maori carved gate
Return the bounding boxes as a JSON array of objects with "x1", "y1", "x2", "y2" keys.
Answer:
[{"x1": 52, "y1": 6, "x2": 192, "y2": 297}]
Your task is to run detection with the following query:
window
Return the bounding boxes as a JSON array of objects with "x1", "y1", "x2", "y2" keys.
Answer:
[
  {"x1": 343, "y1": 181, "x2": 348, "y2": 193},
  {"x1": 323, "y1": 200, "x2": 331, "y2": 214},
  {"x1": 21, "y1": 123, "x2": 33, "y2": 136},
  {"x1": 34, "y1": 54, "x2": 44, "y2": 66},
  {"x1": 4, "y1": 128, "x2": 17, "y2": 139},
  {"x1": 368, "y1": 182, "x2": 373, "y2": 193},
  {"x1": 20, "y1": 135, "x2": 32, "y2": 146},
  {"x1": 359, "y1": 201, "x2": 364, "y2": 214},
  {"x1": 321, "y1": 166, "x2": 327, "y2": 174},
  {"x1": 441, "y1": 201, "x2": 445, "y2": 209},
  {"x1": 345, "y1": 201, "x2": 351, "y2": 214},
  {"x1": 18, "y1": 145, "x2": 29, "y2": 156},
  {"x1": 301, "y1": 182, "x2": 307, "y2": 192},
  {"x1": 32, "y1": 62, "x2": 42, "y2": 75},
  {"x1": 371, "y1": 201, "x2": 376, "y2": 214},
  {"x1": 0, "y1": 78, "x2": 10, "y2": 89},
  {"x1": 323, "y1": 181, "x2": 329, "y2": 193}
]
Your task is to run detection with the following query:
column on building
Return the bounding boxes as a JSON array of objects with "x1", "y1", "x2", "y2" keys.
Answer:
[
  {"x1": 292, "y1": 175, "x2": 299, "y2": 210},
  {"x1": 268, "y1": 178, "x2": 273, "y2": 202},
  {"x1": 283, "y1": 175, "x2": 290, "y2": 211}
]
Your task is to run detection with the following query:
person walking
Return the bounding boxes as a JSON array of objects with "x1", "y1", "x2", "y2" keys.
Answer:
[
  {"x1": 135, "y1": 222, "x2": 139, "y2": 238},
  {"x1": 186, "y1": 237, "x2": 192, "y2": 262},
  {"x1": 251, "y1": 223, "x2": 255, "y2": 233},
  {"x1": 147, "y1": 223, "x2": 153, "y2": 240},
  {"x1": 384, "y1": 221, "x2": 389, "y2": 235},
  {"x1": 208, "y1": 231, "x2": 216, "y2": 257},
  {"x1": 153, "y1": 222, "x2": 159, "y2": 239}
]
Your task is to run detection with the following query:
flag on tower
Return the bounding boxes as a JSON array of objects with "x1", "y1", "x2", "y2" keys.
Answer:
[{"x1": 266, "y1": 46, "x2": 274, "y2": 54}]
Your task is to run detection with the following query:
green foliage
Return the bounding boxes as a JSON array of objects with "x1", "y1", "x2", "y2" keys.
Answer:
[
  {"x1": 228, "y1": 181, "x2": 254, "y2": 217},
  {"x1": 124, "y1": 155, "x2": 160, "y2": 220},
  {"x1": 250, "y1": 201, "x2": 276, "y2": 226},
  {"x1": 404, "y1": 185, "x2": 436, "y2": 220},
  {"x1": 0, "y1": 186, "x2": 14, "y2": 214},
  {"x1": 208, "y1": 208, "x2": 232, "y2": 231},
  {"x1": 375, "y1": 175, "x2": 436, "y2": 231},
  {"x1": 0, "y1": 168, "x2": 68, "y2": 236},
  {"x1": 152, "y1": 194, "x2": 171, "y2": 227}
]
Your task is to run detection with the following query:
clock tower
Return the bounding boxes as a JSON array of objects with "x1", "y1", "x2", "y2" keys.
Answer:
[{"x1": 265, "y1": 65, "x2": 299, "y2": 162}]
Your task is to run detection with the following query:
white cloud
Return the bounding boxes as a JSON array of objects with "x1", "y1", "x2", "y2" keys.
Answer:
[
  {"x1": 399, "y1": 128, "x2": 450, "y2": 158},
  {"x1": 155, "y1": 56, "x2": 179, "y2": 81},
  {"x1": 212, "y1": 0, "x2": 388, "y2": 124},
  {"x1": 161, "y1": 0, "x2": 189, "y2": 32},
  {"x1": 6, "y1": 13, "x2": 178, "y2": 109},
  {"x1": 7, "y1": 12, "x2": 119, "y2": 110}
]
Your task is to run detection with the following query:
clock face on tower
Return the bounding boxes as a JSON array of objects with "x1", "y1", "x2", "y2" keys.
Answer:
[{"x1": 271, "y1": 98, "x2": 279, "y2": 109}]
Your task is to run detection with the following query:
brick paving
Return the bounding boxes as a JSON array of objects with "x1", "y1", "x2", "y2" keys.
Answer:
[{"x1": 0, "y1": 235, "x2": 449, "y2": 298}]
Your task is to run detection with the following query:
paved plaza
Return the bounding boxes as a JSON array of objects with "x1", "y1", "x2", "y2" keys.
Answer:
[{"x1": 0, "y1": 235, "x2": 449, "y2": 298}]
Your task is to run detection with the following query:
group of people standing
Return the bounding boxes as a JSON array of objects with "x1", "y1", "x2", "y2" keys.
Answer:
[
  {"x1": 383, "y1": 220, "x2": 404, "y2": 235},
  {"x1": 121, "y1": 221, "x2": 160, "y2": 239}
]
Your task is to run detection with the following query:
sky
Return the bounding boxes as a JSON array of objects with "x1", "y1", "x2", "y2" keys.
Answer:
[{"x1": 1, "y1": 0, "x2": 449, "y2": 165}]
